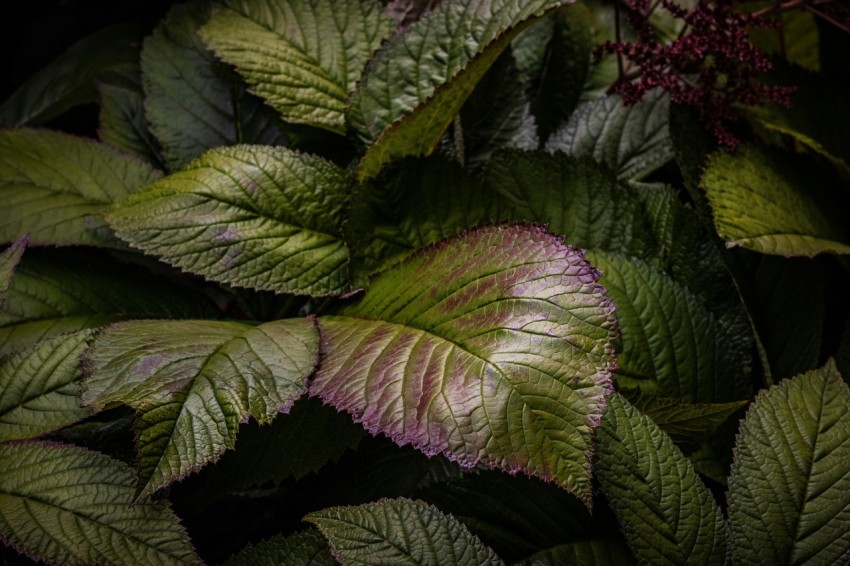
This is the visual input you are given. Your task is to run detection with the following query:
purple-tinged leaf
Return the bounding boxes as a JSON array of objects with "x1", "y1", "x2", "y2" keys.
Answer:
[{"x1": 312, "y1": 225, "x2": 617, "y2": 505}]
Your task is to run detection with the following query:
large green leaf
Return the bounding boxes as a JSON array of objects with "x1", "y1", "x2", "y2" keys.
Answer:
[
  {"x1": 0, "y1": 24, "x2": 143, "y2": 126},
  {"x1": 0, "y1": 129, "x2": 162, "y2": 248},
  {"x1": 588, "y1": 251, "x2": 750, "y2": 402},
  {"x1": 349, "y1": 0, "x2": 572, "y2": 179},
  {"x1": 82, "y1": 318, "x2": 319, "y2": 499},
  {"x1": 305, "y1": 498, "x2": 502, "y2": 565},
  {"x1": 312, "y1": 225, "x2": 617, "y2": 504},
  {"x1": 0, "y1": 236, "x2": 26, "y2": 308},
  {"x1": 200, "y1": 0, "x2": 392, "y2": 135},
  {"x1": 727, "y1": 360, "x2": 850, "y2": 564},
  {"x1": 142, "y1": 2, "x2": 290, "y2": 170},
  {"x1": 224, "y1": 530, "x2": 334, "y2": 566},
  {"x1": 545, "y1": 90, "x2": 673, "y2": 181},
  {"x1": 701, "y1": 145, "x2": 850, "y2": 256},
  {"x1": 107, "y1": 145, "x2": 351, "y2": 296},
  {"x1": 0, "y1": 330, "x2": 93, "y2": 442},
  {"x1": 595, "y1": 394, "x2": 727, "y2": 565},
  {"x1": 0, "y1": 441, "x2": 200, "y2": 565}
]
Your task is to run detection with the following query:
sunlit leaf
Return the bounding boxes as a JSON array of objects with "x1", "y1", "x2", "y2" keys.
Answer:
[
  {"x1": 312, "y1": 225, "x2": 617, "y2": 504},
  {"x1": 0, "y1": 441, "x2": 201, "y2": 565},
  {"x1": 728, "y1": 360, "x2": 850, "y2": 564}
]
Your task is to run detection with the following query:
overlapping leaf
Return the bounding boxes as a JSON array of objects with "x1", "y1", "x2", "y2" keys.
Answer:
[
  {"x1": 0, "y1": 441, "x2": 201, "y2": 565},
  {"x1": 200, "y1": 0, "x2": 392, "y2": 134},
  {"x1": 224, "y1": 530, "x2": 334, "y2": 566},
  {"x1": 82, "y1": 318, "x2": 319, "y2": 499},
  {"x1": 97, "y1": 64, "x2": 161, "y2": 166},
  {"x1": 107, "y1": 145, "x2": 351, "y2": 295},
  {"x1": 546, "y1": 90, "x2": 673, "y2": 181},
  {"x1": 0, "y1": 129, "x2": 162, "y2": 247},
  {"x1": 305, "y1": 498, "x2": 503, "y2": 565},
  {"x1": 701, "y1": 145, "x2": 850, "y2": 256},
  {"x1": 0, "y1": 330, "x2": 93, "y2": 442},
  {"x1": 727, "y1": 360, "x2": 850, "y2": 564},
  {"x1": 312, "y1": 225, "x2": 617, "y2": 504},
  {"x1": 143, "y1": 2, "x2": 290, "y2": 170},
  {"x1": 518, "y1": 538, "x2": 635, "y2": 565},
  {"x1": 595, "y1": 394, "x2": 727, "y2": 565},
  {"x1": 349, "y1": 0, "x2": 573, "y2": 179},
  {"x1": 0, "y1": 236, "x2": 26, "y2": 308}
]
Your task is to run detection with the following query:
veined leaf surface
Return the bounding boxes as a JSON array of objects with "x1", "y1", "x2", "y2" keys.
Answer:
[
  {"x1": 727, "y1": 360, "x2": 850, "y2": 564},
  {"x1": 701, "y1": 145, "x2": 850, "y2": 256},
  {"x1": 107, "y1": 145, "x2": 351, "y2": 296},
  {"x1": 349, "y1": 0, "x2": 573, "y2": 179},
  {"x1": 305, "y1": 498, "x2": 503, "y2": 565},
  {"x1": 0, "y1": 236, "x2": 26, "y2": 307},
  {"x1": 517, "y1": 538, "x2": 635, "y2": 565},
  {"x1": 224, "y1": 530, "x2": 334, "y2": 566},
  {"x1": 82, "y1": 318, "x2": 319, "y2": 499},
  {"x1": 595, "y1": 394, "x2": 727, "y2": 565},
  {"x1": 0, "y1": 129, "x2": 162, "y2": 247},
  {"x1": 97, "y1": 64, "x2": 162, "y2": 166},
  {"x1": 0, "y1": 441, "x2": 201, "y2": 565},
  {"x1": 0, "y1": 330, "x2": 93, "y2": 442},
  {"x1": 200, "y1": 0, "x2": 392, "y2": 134},
  {"x1": 312, "y1": 225, "x2": 617, "y2": 504}
]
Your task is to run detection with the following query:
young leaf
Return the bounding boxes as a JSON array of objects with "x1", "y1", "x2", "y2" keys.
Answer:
[
  {"x1": 701, "y1": 145, "x2": 850, "y2": 256},
  {"x1": 727, "y1": 360, "x2": 850, "y2": 564},
  {"x1": 349, "y1": 0, "x2": 573, "y2": 179},
  {"x1": 305, "y1": 498, "x2": 503, "y2": 565},
  {"x1": 200, "y1": 0, "x2": 392, "y2": 135},
  {"x1": 0, "y1": 235, "x2": 26, "y2": 307},
  {"x1": 142, "y1": 2, "x2": 290, "y2": 170},
  {"x1": 0, "y1": 330, "x2": 93, "y2": 442},
  {"x1": 224, "y1": 529, "x2": 334, "y2": 566},
  {"x1": 545, "y1": 91, "x2": 673, "y2": 181},
  {"x1": 97, "y1": 64, "x2": 162, "y2": 166},
  {"x1": 588, "y1": 251, "x2": 751, "y2": 402},
  {"x1": 107, "y1": 145, "x2": 351, "y2": 296},
  {"x1": 0, "y1": 129, "x2": 162, "y2": 248},
  {"x1": 595, "y1": 394, "x2": 727, "y2": 565},
  {"x1": 0, "y1": 24, "x2": 143, "y2": 127},
  {"x1": 312, "y1": 225, "x2": 618, "y2": 504},
  {"x1": 0, "y1": 441, "x2": 201, "y2": 565},
  {"x1": 82, "y1": 318, "x2": 319, "y2": 499}
]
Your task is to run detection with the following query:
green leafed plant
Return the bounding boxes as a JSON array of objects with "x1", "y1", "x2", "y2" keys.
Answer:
[{"x1": 1, "y1": 0, "x2": 849, "y2": 563}]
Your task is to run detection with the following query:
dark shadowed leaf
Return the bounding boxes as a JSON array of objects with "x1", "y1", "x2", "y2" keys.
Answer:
[
  {"x1": 224, "y1": 529, "x2": 334, "y2": 566},
  {"x1": 0, "y1": 129, "x2": 162, "y2": 248},
  {"x1": 312, "y1": 225, "x2": 617, "y2": 504},
  {"x1": 0, "y1": 236, "x2": 26, "y2": 308},
  {"x1": 306, "y1": 498, "x2": 503, "y2": 565},
  {"x1": 350, "y1": 0, "x2": 573, "y2": 179},
  {"x1": 595, "y1": 394, "x2": 727, "y2": 565},
  {"x1": 0, "y1": 441, "x2": 201, "y2": 565},
  {"x1": 517, "y1": 537, "x2": 635, "y2": 565},
  {"x1": 82, "y1": 318, "x2": 319, "y2": 499},
  {"x1": 728, "y1": 360, "x2": 850, "y2": 564},
  {"x1": 97, "y1": 64, "x2": 162, "y2": 166},
  {"x1": 107, "y1": 145, "x2": 351, "y2": 296}
]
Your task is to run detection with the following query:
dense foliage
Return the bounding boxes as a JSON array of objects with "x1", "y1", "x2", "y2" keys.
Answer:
[{"x1": 1, "y1": 0, "x2": 849, "y2": 564}]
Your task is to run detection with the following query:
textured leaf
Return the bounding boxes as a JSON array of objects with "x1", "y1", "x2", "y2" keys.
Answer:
[
  {"x1": 386, "y1": 0, "x2": 442, "y2": 26},
  {"x1": 701, "y1": 145, "x2": 850, "y2": 256},
  {"x1": 312, "y1": 225, "x2": 617, "y2": 504},
  {"x1": 517, "y1": 537, "x2": 635, "y2": 566},
  {"x1": 107, "y1": 145, "x2": 351, "y2": 296},
  {"x1": 0, "y1": 441, "x2": 200, "y2": 565},
  {"x1": 0, "y1": 129, "x2": 162, "y2": 247},
  {"x1": 82, "y1": 318, "x2": 319, "y2": 499},
  {"x1": 546, "y1": 90, "x2": 673, "y2": 181},
  {"x1": 595, "y1": 394, "x2": 727, "y2": 565},
  {"x1": 206, "y1": 396, "x2": 363, "y2": 489},
  {"x1": 0, "y1": 24, "x2": 142, "y2": 126},
  {"x1": 97, "y1": 64, "x2": 162, "y2": 166},
  {"x1": 225, "y1": 530, "x2": 334, "y2": 566},
  {"x1": 748, "y1": 8, "x2": 818, "y2": 71},
  {"x1": 350, "y1": 0, "x2": 573, "y2": 179},
  {"x1": 484, "y1": 150, "x2": 654, "y2": 256},
  {"x1": 417, "y1": 470, "x2": 602, "y2": 562},
  {"x1": 142, "y1": 2, "x2": 290, "y2": 170},
  {"x1": 727, "y1": 360, "x2": 850, "y2": 565},
  {"x1": 306, "y1": 498, "x2": 503, "y2": 566},
  {"x1": 0, "y1": 236, "x2": 26, "y2": 307},
  {"x1": 200, "y1": 0, "x2": 392, "y2": 134},
  {"x1": 0, "y1": 330, "x2": 93, "y2": 442},
  {"x1": 0, "y1": 248, "x2": 219, "y2": 355},
  {"x1": 620, "y1": 388, "x2": 747, "y2": 451},
  {"x1": 589, "y1": 251, "x2": 750, "y2": 402}
]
